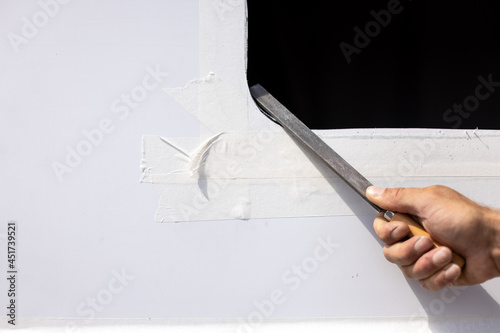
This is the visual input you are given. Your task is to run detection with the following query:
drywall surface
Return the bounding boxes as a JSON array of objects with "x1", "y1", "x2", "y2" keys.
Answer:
[{"x1": 1, "y1": 0, "x2": 500, "y2": 332}]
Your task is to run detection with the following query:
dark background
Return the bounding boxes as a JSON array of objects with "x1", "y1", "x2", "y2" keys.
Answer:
[{"x1": 246, "y1": 1, "x2": 500, "y2": 129}]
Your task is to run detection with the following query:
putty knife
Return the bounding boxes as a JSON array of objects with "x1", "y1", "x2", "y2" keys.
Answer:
[{"x1": 250, "y1": 84, "x2": 465, "y2": 269}]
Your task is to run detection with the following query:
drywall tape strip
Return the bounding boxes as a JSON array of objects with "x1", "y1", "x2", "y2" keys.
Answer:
[
  {"x1": 162, "y1": 1, "x2": 256, "y2": 140},
  {"x1": 142, "y1": 129, "x2": 500, "y2": 222},
  {"x1": 149, "y1": 176, "x2": 500, "y2": 222},
  {"x1": 164, "y1": 73, "x2": 250, "y2": 135},
  {"x1": 142, "y1": 129, "x2": 500, "y2": 181}
]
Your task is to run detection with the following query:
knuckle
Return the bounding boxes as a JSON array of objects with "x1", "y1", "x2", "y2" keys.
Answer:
[
  {"x1": 401, "y1": 250, "x2": 435, "y2": 279},
  {"x1": 390, "y1": 223, "x2": 410, "y2": 241},
  {"x1": 374, "y1": 216, "x2": 405, "y2": 244},
  {"x1": 418, "y1": 276, "x2": 439, "y2": 291},
  {"x1": 373, "y1": 215, "x2": 384, "y2": 231},
  {"x1": 379, "y1": 224, "x2": 395, "y2": 242},
  {"x1": 415, "y1": 253, "x2": 439, "y2": 276},
  {"x1": 426, "y1": 185, "x2": 448, "y2": 198},
  {"x1": 420, "y1": 274, "x2": 448, "y2": 291},
  {"x1": 390, "y1": 187, "x2": 406, "y2": 201},
  {"x1": 400, "y1": 265, "x2": 414, "y2": 279},
  {"x1": 435, "y1": 278, "x2": 450, "y2": 290},
  {"x1": 418, "y1": 279, "x2": 435, "y2": 291},
  {"x1": 382, "y1": 245, "x2": 401, "y2": 264},
  {"x1": 383, "y1": 240, "x2": 416, "y2": 266}
]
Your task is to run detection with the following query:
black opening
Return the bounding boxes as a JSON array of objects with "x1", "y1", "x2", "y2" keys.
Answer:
[{"x1": 247, "y1": 1, "x2": 500, "y2": 129}]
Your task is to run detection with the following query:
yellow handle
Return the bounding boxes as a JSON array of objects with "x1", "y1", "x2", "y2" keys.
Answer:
[{"x1": 390, "y1": 212, "x2": 465, "y2": 268}]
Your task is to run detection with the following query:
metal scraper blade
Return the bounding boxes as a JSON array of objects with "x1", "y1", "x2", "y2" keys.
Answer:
[{"x1": 250, "y1": 84, "x2": 382, "y2": 213}]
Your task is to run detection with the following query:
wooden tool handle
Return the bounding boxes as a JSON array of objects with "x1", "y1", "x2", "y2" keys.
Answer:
[{"x1": 390, "y1": 212, "x2": 465, "y2": 268}]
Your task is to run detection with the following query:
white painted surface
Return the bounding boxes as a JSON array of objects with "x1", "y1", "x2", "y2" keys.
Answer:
[{"x1": 1, "y1": 0, "x2": 500, "y2": 331}]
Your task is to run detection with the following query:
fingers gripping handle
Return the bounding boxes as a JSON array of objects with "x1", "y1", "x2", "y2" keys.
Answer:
[{"x1": 384, "y1": 210, "x2": 466, "y2": 269}]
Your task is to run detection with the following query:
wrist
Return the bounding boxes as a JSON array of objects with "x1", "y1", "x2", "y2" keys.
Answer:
[{"x1": 485, "y1": 208, "x2": 500, "y2": 276}]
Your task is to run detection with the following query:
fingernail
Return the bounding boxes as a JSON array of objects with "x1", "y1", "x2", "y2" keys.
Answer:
[
  {"x1": 433, "y1": 248, "x2": 451, "y2": 266},
  {"x1": 414, "y1": 236, "x2": 431, "y2": 252},
  {"x1": 366, "y1": 186, "x2": 385, "y2": 197},
  {"x1": 445, "y1": 264, "x2": 461, "y2": 281}
]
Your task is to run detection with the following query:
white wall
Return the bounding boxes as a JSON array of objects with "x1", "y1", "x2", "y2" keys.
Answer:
[{"x1": 1, "y1": 0, "x2": 500, "y2": 331}]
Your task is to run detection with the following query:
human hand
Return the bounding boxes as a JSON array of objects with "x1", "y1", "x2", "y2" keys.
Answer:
[{"x1": 366, "y1": 185, "x2": 500, "y2": 291}]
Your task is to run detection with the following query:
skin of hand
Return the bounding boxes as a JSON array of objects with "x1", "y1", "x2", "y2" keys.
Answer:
[{"x1": 366, "y1": 185, "x2": 500, "y2": 291}]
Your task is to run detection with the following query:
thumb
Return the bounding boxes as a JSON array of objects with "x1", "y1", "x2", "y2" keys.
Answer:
[{"x1": 366, "y1": 186, "x2": 427, "y2": 216}]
